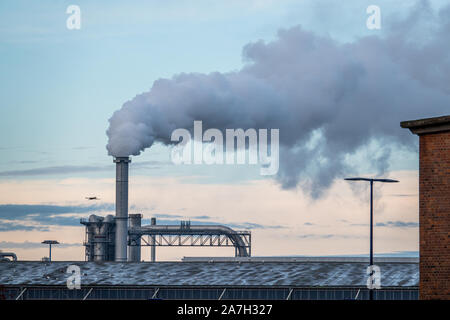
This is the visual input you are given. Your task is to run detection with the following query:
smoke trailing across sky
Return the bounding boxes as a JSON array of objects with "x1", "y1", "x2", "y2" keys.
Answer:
[{"x1": 107, "y1": 1, "x2": 450, "y2": 197}]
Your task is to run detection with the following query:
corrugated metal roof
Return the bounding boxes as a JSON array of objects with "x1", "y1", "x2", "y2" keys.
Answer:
[{"x1": 0, "y1": 260, "x2": 418, "y2": 287}]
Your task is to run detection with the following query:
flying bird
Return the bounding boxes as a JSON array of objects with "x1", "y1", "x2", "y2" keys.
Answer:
[{"x1": 85, "y1": 196, "x2": 100, "y2": 200}]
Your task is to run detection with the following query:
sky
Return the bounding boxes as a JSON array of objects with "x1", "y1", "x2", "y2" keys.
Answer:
[{"x1": 0, "y1": 0, "x2": 448, "y2": 261}]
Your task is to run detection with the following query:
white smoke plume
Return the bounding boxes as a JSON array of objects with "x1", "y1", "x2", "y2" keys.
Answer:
[{"x1": 107, "y1": 1, "x2": 450, "y2": 197}]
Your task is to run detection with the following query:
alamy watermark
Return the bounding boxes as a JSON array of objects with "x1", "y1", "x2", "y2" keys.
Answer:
[
  {"x1": 366, "y1": 5, "x2": 381, "y2": 30},
  {"x1": 366, "y1": 264, "x2": 381, "y2": 289},
  {"x1": 170, "y1": 121, "x2": 279, "y2": 176},
  {"x1": 66, "y1": 5, "x2": 81, "y2": 30},
  {"x1": 66, "y1": 265, "x2": 81, "y2": 289}
]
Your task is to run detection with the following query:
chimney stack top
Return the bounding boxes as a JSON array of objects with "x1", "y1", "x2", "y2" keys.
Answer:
[{"x1": 114, "y1": 156, "x2": 131, "y2": 163}]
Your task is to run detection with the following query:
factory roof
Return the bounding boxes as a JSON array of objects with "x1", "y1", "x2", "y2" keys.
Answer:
[
  {"x1": 0, "y1": 259, "x2": 418, "y2": 287},
  {"x1": 401, "y1": 114, "x2": 450, "y2": 135}
]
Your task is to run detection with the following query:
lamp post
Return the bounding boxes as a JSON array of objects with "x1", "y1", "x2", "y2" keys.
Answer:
[
  {"x1": 344, "y1": 177, "x2": 399, "y2": 300},
  {"x1": 42, "y1": 240, "x2": 59, "y2": 262}
]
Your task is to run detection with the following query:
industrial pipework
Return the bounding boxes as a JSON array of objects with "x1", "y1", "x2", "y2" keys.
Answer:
[
  {"x1": 80, "y1": 155, "x2": 252, "y2": 262},
  {"x1": 128, "y1": 214, "x2": 142, "y2": 262},
  {"x1": 129, "y1": 222, "x2": 251, "y2": 257},
  {"x1": 0, "y1": 251, "x2": 17, "y2": 262},
  {"x1": 150, "y1": 217, "x2": 156, "y2": 262},
  {"x1": 81, "y1": 215, "x2": 251, "y2": 261},
  {"x1": 81, "y1": 215, "x2": 115, "y2": 261},
  {"x1": 114, "y1": 156, "x2": 131, "y2": 262}
]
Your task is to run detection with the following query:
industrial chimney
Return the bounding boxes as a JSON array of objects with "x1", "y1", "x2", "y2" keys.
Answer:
[{"x1": 114, "y1": 156, "x2": 131, "y2": 262}]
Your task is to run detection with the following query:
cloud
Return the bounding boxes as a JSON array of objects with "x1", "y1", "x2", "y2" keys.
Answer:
[
  {"x1": 226, "y1": 222, "x2": 285, "y2": 230},
  {"x1": 0, "y1": 241, "x2": 81, "y2": 249},
  {"x1": 191, "y1": 215, "x2": 211, "y2": 219},
  {"x1": 133, "y1": 160, "x2": 172, "y2": 168},
  {"x1": 16, "y1": 160, "x2": 39, "y2": 164},
  {"x1": 0, "y1": 165, "x2": 112, "y2": 177},
  {"x1": 0, "y1": 204, "x2": 114, "y2": 219},
  {"x1": 0, "y1": 161, "x2": 169, "y2": 177},
  {"x1": 376, "y1": 221, "x2": 419, "y2": 228},
  {"x1": 351, "y1": 220, "x2": 419, "y2": 228},
  {"x1": 298, "y1": 234, "x2": 364, "y2": 239},
  {"x1": 384, "y1": 250, "x2": 419, "y2": 257},
  {"x1": 0, "y1": 204, "x2": 114, "y2": 231},
  {"x1": 376, "y1": 250, "x2": 419, "y2": 257},
  {"x1": 0, "y1": 221, "x2": 50, "y2": 232},
  {"x1": 152, "y1": 213, "x2": 184, "y2": 219},
  {"x1": 27, "y1": 215, "x2": 86, "y2": 227},
  {"x1": 72, "y1": 146, "x2": 95, "y2": 150}
]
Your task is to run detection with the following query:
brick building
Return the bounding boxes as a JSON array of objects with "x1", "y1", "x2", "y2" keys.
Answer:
[{"x1": 401, "y1": 115, "x2": 450, "y2": 300}]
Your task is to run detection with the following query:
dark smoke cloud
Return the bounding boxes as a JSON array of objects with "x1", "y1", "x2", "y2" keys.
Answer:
[{"x1": 106, "y1": 1, "x2": 450, "y2": 197}]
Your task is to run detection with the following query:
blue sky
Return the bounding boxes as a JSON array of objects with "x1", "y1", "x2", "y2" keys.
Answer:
[
  {"x1": 2, "y1": 0, "x2": 445, "y2": 173},
  {"x1": 0, "y1": 0, "x2": 448, "y2": 260}
]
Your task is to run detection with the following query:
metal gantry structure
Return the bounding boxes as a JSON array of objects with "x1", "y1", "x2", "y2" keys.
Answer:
[
  {"x1": 134, "y1": 231, "x2": 252, "y2": 258},
  {"x1": 128, "y1": 220, "x2": 252, "y2": 258}
]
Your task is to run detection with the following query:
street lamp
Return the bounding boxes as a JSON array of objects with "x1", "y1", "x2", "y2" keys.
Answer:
[
  {"x1": 42, "y1": 240, "x2": 59, "y2": 262},
  {"x1": 344, "y1": 177, "x2": 399, "y2": 300}
]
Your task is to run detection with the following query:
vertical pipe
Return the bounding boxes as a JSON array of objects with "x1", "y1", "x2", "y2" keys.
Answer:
[
  {"x1": 369, "y1": 180, "x2": 374, "y2": 300},
  {"x1": 49, "y1": 244, "x2": 52, "y2": 262},
  {"x1": 87, "y1": 220, "x2": 94, "y2": 261},
  {"x1": 128, "y1": 214, "x2": 142, "y2": 262},
  {"x1": 151, "y1": 217, "x2": 156, "y2": 262},
  {"x1": 93, "y1": 218, "x2": 108, "y2": 261},
  {"x1": 249, "y1": 234, "x2": 251, "y2": 257},
  {"x1": 114, "y1": 157, "x2": 131, "y2": 262},
  {"x1": 104, "y1": 215, "x2": 115, "y2": 261}
]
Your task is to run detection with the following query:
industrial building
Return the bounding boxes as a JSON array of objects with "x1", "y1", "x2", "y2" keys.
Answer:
[
  {"x1": 401, "y1": 115, "x2": 450, "y2": 300},
  {"x1": 80, "y1": 214, "x2": 251, "y2": 262},
  {"x1": 0, "y1": 154, "x2": 421, "y2": 301},
  {"x1": 78, "y1": 155, "x2": 252, "y2": 264},
  {"x1": 0, "y1": 257, "x2": 418, "y2": 300}
]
